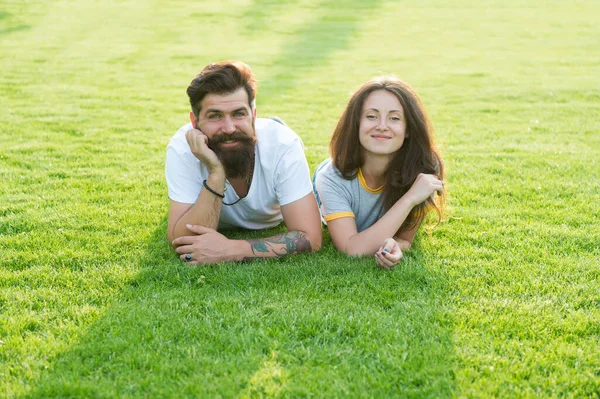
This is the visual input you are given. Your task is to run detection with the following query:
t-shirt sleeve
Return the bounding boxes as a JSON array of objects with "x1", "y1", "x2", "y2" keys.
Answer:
[
  {"x1": 165, "y1": 145, "x2": 203, "y2": 204},
  {"x1": 273, "y1": 137, "x2": 313, "y2": 206},
  {"x1": 315, "y1": 167, "x2": 355, "y2": 222}
]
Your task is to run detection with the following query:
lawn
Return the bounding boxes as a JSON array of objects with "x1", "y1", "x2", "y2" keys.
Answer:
[{"x1": 1, "y1": 0, "x2": 599, "y2": 397}]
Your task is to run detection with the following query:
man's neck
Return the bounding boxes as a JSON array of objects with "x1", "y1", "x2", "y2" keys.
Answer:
[
  {"x1": 227, "y1": 156, "x2": 255, "y2": 198},
  {"x1": 228, "y1": 177, "x2": 249, "y2": 197}
]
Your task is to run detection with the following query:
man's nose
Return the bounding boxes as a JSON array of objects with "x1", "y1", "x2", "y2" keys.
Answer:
[{"x1": 221, "y1": 116, "x2": 236, "y2": 133}]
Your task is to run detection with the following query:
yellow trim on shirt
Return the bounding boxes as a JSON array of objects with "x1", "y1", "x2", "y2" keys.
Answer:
[
  {"x1": 324, "y1": 211, "x2": 355, "y2": 222},
  {"x1": 357, "y1": 168, "x2": 384, "y2": 194}
]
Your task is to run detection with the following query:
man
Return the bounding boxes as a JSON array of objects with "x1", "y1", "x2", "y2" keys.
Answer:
[{"x1": 166, "y1": 61, "x2": 322, "y2": 264}]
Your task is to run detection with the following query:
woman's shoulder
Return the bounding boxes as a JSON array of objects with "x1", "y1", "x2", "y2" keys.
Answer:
[
  {"x1": 316, "y1": 159, "x2": 360, "y2": 192},
  {"x1": 315, "y1": 159, "x2": 347, "y2": 180},
  {"x1": 315, "y1": 158, "x2": 332, "y2": 174}
]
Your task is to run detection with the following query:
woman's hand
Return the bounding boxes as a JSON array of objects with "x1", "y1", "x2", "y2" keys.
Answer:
[
  {"x1": 405, "y1": 173, "x2": 444, "y2": 206},
  {"x1": 375, "y1": 238, "x2": 403, "y2": 269}
]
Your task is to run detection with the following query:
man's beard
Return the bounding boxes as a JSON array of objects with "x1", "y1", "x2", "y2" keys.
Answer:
[{"x1": 207, "y1": 131, "x2": 257, "y2": 180}]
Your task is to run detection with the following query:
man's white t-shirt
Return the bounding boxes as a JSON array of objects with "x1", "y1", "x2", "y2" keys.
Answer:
[{"x1": 165, "y1": 118, "x2": 313, "y2": 230}]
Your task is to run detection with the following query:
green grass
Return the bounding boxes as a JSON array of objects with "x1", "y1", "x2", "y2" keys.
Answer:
[{"x1": 1, "y1": 0, "x2": 599, "y2": 397}]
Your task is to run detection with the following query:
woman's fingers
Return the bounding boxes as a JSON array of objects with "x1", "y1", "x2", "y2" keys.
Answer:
[
  {"x1": 375, "y1": 249, "x2": 402, "y2": 269},
  {"x1": 383, "y1": 249, "x2": 402, "y2": 264},
  {"x1": 375, "y1": 252, "x2": 393, "y2": 269},
  {"x1": 409, "y1": 174, "x2": 445, "y2": 205},
  {"x1": 375, "y1": 238, "x2": 403, "y2": 269}
]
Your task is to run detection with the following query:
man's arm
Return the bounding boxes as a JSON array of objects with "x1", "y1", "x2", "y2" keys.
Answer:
[
  {"x1": 167, "y1": 126, "x2": 228, "y2": 245},
  {"x1": 171, "y1": 193, "x2": 322, "y2": 264},
  {"x1": 167, "y1": 171, "x2": 225, "y2": 245},
  {"x1": 244, "y1": 192, "x2": 322, "y2": 259}
]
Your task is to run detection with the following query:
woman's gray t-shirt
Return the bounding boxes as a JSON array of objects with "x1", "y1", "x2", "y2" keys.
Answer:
[{"x1": 314, "y1": 159, "x2": 384, "y2": 232}]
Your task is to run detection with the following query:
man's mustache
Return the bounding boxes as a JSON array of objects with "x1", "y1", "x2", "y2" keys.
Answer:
[{"x1": 207, "y1": 131, "x2": 255, "y2": 148}]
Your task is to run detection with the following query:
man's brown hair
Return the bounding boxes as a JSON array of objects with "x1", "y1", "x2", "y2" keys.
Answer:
[{"x1": 187, "y1": 61, "x2": 257, "y2": 118}]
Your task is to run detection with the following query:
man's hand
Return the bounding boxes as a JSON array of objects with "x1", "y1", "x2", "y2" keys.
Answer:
[
  {"x1": 374, "y1": 238, "x2": 403, "y2": 269},
  {"x1": 185, "y1": 128, "x2": 224, "y2": 174},
  {"x1": 172, "y1": 224, "x2": 242, "y2": 265}
]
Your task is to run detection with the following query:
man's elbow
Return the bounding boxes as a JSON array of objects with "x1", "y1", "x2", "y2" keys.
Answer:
[
  {"x1": 168, "y1": 226, "x2": 186, "y2": 250},
  {"x1": 168, "y1": 231, "x2": 178, "y2": 250},
  {"x1": 168, "y1": 220, "x2": 197, "y2": 248},
  {"x1": 310, "y1": 232, "x2": 322, "y2": 252},
  {"x1": 167, "y1": 227, "x2": 175, "y2": 249},
  {"x1": 303, "y1": 229, "x2": 322, "y2": 252}
]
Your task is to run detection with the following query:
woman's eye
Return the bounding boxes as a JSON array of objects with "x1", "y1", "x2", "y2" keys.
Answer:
[
  {"x1": 390, "y1": 116, "x2": 401, "y2": 121},
  {"x1": 366, "y1": 114, "x2": 377, "y2": 120}
]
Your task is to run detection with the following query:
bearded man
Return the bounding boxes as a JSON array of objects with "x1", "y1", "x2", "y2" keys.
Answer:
[{"x1": 165, "y1": 61, "x2": 322, "y2": 264}]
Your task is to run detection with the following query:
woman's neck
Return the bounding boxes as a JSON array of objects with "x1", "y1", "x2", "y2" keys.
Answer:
[{"x1": 360, "y1": 154, "x2": 391, "y2": 189}]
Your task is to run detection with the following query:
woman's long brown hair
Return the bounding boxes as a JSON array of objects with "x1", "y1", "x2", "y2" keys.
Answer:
[{"x1": 330, "y1": 77, "x2": 445, "y2": 233}]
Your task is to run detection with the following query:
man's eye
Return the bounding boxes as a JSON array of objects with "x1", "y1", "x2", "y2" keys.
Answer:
[
  {"x1": 234, "y1": 111, "x2": 247, "y2": 117},
  {"x1": 208, "y1": 114, "x2": 221, "y2": 119}
]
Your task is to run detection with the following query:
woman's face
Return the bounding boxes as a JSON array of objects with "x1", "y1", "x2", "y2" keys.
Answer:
[{"x1": 358, "y1": 89, "x2": 407, "y2": 159}]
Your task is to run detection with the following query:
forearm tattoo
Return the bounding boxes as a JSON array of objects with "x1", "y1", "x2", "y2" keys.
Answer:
[{"x1": 244, "y1": 231, "x2": 312, "y2": 261}]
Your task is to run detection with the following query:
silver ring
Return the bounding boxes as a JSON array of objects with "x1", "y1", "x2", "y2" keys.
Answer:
[{"x1": 184, "y1": 253, "x2": 192, "y2": 262}]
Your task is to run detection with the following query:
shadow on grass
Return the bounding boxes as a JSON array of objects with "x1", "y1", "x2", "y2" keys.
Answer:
[
  {"x1": 0, "y1": 24, "x2": 30, "y2": 36},
  {"x1": 0, "y1": 11, "x2": 31, "y2": 36},
  {"x1": 242, "y1": 0, "x2": 384, "y2": 102},
  {"x1": 22, "y1": 216, "x2": 456, "y2": 397}
]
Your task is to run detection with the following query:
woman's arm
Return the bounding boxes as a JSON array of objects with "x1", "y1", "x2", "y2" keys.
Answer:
[
  {"x1": 327, "y1": 173, "x2": 442, "y2": 256},
  {"x1": 393, "y1": 214, "x2": 426, "y2": 250},
  {"x1": 327, "y1": 196, "x2": 415, "y2": 256}
]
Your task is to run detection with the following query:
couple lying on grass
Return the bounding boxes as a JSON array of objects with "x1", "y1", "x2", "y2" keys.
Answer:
[{"x1": 166, "y1": 61, "x2": 445, "y2": 269}]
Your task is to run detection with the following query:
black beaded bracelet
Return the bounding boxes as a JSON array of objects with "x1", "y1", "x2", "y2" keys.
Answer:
[{"x1": 202, "y1": 180, "x2": 225, "y2": 198}]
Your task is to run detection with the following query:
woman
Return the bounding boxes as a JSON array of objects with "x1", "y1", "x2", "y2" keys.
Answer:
[{"x1": 314, "y1": 77, "x2": 445, "y2": 269}]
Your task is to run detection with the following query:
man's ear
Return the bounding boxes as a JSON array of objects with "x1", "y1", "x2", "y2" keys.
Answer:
[
  {"x1": 189, "y1": 111, "x2": 197, "y2": 128},
  {"x1": 253, "y1": 108, "x2": 257, "y2": 119}
]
